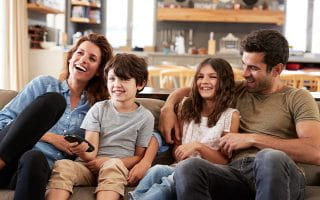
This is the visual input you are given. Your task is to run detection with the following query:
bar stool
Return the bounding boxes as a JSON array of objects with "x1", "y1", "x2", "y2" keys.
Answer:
[
  {"x1": 160, "y1": 68, "x2": 195, "y2": 89},
  {"x1": 232, "y1": 68, "x2": 244, "y2": 81},
  {"x1": 147, "y1": 65, "x2": 187, "y2": 88},
  {"x1": 280, "y1": 74, "x2": 300, "y2": 88},
  {"x1": 298, "y1": 74, "x2": 320, "y2": 92}
]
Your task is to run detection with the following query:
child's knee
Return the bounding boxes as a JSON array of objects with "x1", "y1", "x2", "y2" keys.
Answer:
[
  {"x1": 97, "y1": 159, "x2": 128, "y2": 195},
  {"x1": 52, "y1": 159, "x2": 75, "y2": 175},
  {"x1": 47, "y1": 160, "x2": 78, "y2": 193}
]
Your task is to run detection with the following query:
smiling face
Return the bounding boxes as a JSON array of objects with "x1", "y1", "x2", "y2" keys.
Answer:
[
  {"x1": 196, "y1": 64, "x2": 218, "y2": 100},
  {"x1": 68, "y1": 41, "x2": 101, "y2": 85},
  {"x1": 242, "y1": 51, "x2": 273, "y2": 94},
  {"x1": 107, "y1": 68, "x2": 143, "y2": 104}
]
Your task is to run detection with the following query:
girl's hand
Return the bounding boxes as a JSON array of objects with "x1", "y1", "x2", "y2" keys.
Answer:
[
  {"x1": 175, "y1": 142, "x2": 200, "y2": 161},
  {"x1": 84, "y1": 157, "x2": 110, "y2": 174},
  {"x1": 127, "y1": 160, "x2": 152, "y2": 186},
  {"x1": 69, "y1": 142, "x2": 89, "y2": 155}
]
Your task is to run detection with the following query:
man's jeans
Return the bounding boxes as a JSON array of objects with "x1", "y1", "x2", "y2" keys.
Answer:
[
  {"x1": 174, "y1": 148, "x2": 305, "y2": 200},
  {"x1": 129, "y1": 165, "x2": 176, "y2": 200}
]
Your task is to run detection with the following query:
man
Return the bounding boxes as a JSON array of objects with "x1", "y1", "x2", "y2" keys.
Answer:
[{"x1": 159, "y1": 29, "x2": 320, "y2": 200}]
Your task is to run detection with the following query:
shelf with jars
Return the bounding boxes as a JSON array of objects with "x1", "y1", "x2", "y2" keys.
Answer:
[{"x1": 157, "y1": 8, "x2": 284, "y2": 25}]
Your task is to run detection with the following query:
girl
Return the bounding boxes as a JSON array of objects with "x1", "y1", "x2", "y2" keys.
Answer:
[{"x1": 129, "y1": 58, "x2": 240, "y2": 200}]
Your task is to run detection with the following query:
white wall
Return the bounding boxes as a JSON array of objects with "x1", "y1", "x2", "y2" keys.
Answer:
[{"x1": 28, "y1": 49, "x2": 66, "y2": 81}]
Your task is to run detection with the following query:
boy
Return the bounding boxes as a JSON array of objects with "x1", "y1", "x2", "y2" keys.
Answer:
[{"x1": 46, "y1": 53, "x2": 154, "y2": 200}]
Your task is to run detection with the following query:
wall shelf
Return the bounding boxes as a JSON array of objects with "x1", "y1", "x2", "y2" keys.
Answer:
[
  {"x1": 70, "y1": 17, "x2": 100, "y2": 24},
  {"x1": 71, "y1": 0, "x2": 101, "y2": 8},
  {"x1": 157, "y1": 8, "x2": 284, "y2": 25},
  {"x1": 27, "y1": 3, "x2": 64, "y2": 14}
]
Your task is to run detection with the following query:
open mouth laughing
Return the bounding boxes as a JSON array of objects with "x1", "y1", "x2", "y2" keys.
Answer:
[{"x1": 75, "y1": 64, "x2": 87, "y2": 72}]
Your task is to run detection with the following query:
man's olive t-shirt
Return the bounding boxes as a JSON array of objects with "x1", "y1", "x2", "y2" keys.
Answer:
[{"x1": 233, "y1": 82, "x2": 320, "y2": 160}]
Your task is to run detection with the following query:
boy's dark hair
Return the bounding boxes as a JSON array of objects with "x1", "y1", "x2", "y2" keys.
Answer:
[
  {"x1": 180, "y1": 58, "x2": 235, "y2": 127},
  {"x1": 240, "y1": 29, "x2": 289, "y2": 72},
  {"x1": 104, "y1": 53, "x2": 148, "y2": 93}
]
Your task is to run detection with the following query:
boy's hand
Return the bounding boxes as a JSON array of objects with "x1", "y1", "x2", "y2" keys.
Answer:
[
  {"x1": 127, "y1": 160, "x2": 151, "y2": 186},
  {"x1": 69, "y1": 142, "x2": 89, "y2": 155},
  {"x1": 84, "y1": 157, "x2": 110, "y2": 174}
]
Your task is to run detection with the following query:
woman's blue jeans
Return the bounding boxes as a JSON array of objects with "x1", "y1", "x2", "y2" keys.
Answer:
[
  {"x1": 129, "y1": 164, "x2": 176, "y2": 200},
  {"x1": 174, "y1": 148, "x2": 305, "y2": 200}
]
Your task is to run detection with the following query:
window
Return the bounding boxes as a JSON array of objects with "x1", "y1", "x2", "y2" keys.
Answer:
[
  {"x1": 106, "y1": 0, "x2": 128, "y2": 48},
  {"x1": 285, "y1": 0, "x2": 320, "y2": 53},
  {"x1": 132, "y1": 0, "x2": 155, "y2": 48},
  {"x1": 106, "y1": 0, "x2": 155, "y2": 49},
  {"x1": 312, "y1": 0, "x2": 320, "y2": 53},
  {"x1": 285, "y1": 0, "x2": 308, "y2": 51}
]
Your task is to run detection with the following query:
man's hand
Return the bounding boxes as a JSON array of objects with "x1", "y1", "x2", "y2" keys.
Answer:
[
  {"x1": 219, "y1": 133, "x2": 255, "y2": 158},
  {"x1": 127, "y1": 160, "x2": 151, "y2": 186},
  {"x1": 84, "y1": 157, "x2": 110, "y2": 174},
  {"x1": 175, "y1": 142, "x2": 200, "y2": 161},
  {"x1": 159, "y1": 105, "x2": 181, "y2": 144}
]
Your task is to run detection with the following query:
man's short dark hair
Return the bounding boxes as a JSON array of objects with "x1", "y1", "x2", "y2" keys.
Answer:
[
  {"x1": 104, "y1": 53, "x2": 148, "y2": 93},
  {"x1": 240, "y1": 29, "x2": 289, "y2": 72}
]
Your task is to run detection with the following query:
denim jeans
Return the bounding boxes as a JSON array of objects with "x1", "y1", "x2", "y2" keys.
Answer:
[
  {"x1": 152, "y1": 130, "x2": 170, "y2": 153},
  {"x1": 174, "y1": 148, "x2": 305, "y2": 200},
  {"x1": 129, "y1": 164, "x2": 176, "y2": 200}
]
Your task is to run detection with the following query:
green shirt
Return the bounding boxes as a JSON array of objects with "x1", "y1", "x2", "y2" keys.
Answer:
[{"x1": 233, "y1": 82, "x2": 320, "y2": 160}]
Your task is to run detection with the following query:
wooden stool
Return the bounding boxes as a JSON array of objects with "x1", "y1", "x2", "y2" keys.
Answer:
[
  {"x1": 147, "y1": 65, "x2": 187, "y2": 88},
  {"x1": 280, "y1": 74, "x2": 300, "y2": 88},
  {"x1": 160, "y1": 68, "x2": 195, "y2": 89}
]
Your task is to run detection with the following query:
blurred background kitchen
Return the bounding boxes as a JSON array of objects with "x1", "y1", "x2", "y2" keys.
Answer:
[{"x1": 1, "y1": 0, "x2": 320, "y2": 92}]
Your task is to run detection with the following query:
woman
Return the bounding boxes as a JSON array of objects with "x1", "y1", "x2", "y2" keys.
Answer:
[{"x1": 0, "y1": 33, "x2": 113, "y2": 200}]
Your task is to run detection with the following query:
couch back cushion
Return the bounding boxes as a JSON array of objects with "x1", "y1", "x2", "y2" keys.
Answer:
[
  {"x1": 136, "y1": 98, "x2": 165, "y2": 130},
  {"x1": 0, "y1": 89, "x2": 18, "y2": 109}
]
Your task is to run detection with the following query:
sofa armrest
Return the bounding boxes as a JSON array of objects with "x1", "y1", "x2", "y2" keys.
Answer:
[{"x1": 0, "y1": 89, "x2": 18, "y2": 109}]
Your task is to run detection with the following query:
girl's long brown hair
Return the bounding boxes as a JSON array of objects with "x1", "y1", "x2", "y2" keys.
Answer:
[
  {"x1": 59, "y1": 33, "x2": 113, "y2": 105},
  {"x1": 180, "y1": 58, "x2": 235, "y2": 127}
]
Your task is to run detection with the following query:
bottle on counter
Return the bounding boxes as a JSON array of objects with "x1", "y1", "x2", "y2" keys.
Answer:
[{"x1": 208, "y1": 32, "x2": 216, "y2": 55}]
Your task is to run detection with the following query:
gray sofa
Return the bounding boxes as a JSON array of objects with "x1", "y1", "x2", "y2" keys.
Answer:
[{"x1": 0, "y1": 89, "x2": 320, "y2": 200}]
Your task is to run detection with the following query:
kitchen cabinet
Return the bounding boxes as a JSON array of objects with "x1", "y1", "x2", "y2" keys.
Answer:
[
  {"x1": 66, "y1": 0, "x2": 105, "y2": 44},
  {"x1": 157, "y1": 8, "x2": 284, "y2": 25},
  {"x1": 27, "y1": 2, "x2": 64, "y2": 49}
]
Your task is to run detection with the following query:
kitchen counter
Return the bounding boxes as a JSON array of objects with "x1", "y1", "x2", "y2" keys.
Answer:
[{"x1": 28, "y1": 48, "x2": 320, "y2": 82}]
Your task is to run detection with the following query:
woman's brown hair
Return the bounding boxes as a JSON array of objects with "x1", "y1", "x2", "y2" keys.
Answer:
[
  {"x1": 59, "y1": 33, "x2": 113, "y2": 105},
  {"x1": 180, "y1": 58, "x2": 235, "y2": 127}
]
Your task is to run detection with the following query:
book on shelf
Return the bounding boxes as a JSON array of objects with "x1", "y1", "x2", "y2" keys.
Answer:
[
  {"x1": 72, "y1": 6, "x2": 87, "y2": 18},
  {"x1": 88, "y1": 10, "x2": 100, "y2": 23}
]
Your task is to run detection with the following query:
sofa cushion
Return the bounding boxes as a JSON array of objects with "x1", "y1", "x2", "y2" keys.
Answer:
[
  {"x1": 299, "y1": 163, "x2": 320, "y2": 186},
  {"x1": 136, "y1": 98, "x2": 165, "y2": 130},
  {"x1": 0, "y1": 89, "x2": 18, "y2": 109}
]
